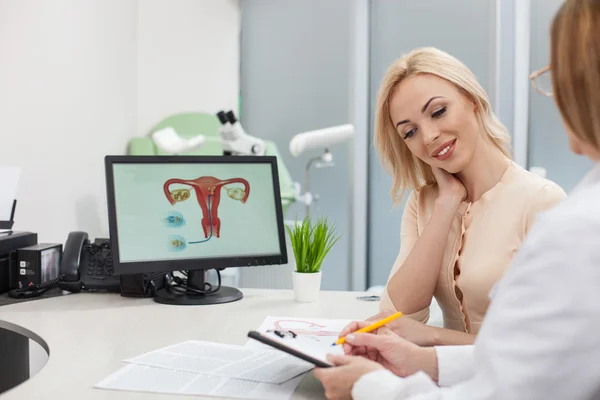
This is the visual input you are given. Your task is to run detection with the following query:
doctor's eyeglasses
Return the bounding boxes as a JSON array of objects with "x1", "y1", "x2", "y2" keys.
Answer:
[{"x1": 530, "y1": 65, "x2": 553, "y2": 97}]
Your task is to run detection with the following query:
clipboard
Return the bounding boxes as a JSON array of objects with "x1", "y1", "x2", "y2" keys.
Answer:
[{"x1": 247, "y1": 331, "x2": 333, "y2": 368}]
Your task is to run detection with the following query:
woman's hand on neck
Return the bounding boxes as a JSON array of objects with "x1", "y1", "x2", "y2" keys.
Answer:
[
  {"x1": 456, "y1": 139, "x2": 511, "y2": 203},
  {"x1": 432, "y1": 167, "x2": 467, "y2": 206}
]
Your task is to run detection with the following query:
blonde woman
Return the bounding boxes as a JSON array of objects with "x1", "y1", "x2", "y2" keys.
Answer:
[
  {"x1": 357, "y1": 48, "x2": 566, "y2": 346},
  {"x1": 315, "y1": 1, "x2": 600, "y2": 398}
]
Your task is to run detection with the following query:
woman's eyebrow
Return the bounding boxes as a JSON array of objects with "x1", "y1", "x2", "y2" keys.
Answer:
[
  {"x1": 421, "y1": 96, "x2": 443, "y2": 113},
  {"x1": 395, "y1": 96, "x2": 444, "y2": 128}
]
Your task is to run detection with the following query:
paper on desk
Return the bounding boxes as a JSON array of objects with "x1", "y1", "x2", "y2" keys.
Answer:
[
  {"x1": 245, "y1": 316, "x2": 354, "y2": 350},
  {"x1": 123, "y1": 340, "x2": 313, "y2": 384},
  {"x1": 95, "y1": 363, "x2": 303, "y2": 400},
  {"x1": 0, "y1": 165, "x2": 20, "y2": 222}
]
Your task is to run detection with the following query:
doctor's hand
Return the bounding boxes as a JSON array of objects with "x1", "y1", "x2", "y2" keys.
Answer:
[
  {"x1": 339, "y1": 310, "x2": 438, "y2": 347},
  {"x1": 313, "y1": 355, "x2": 383, "y2": 400},
  {"x1": 339, "y1": 327, "x2": 437, "y2": 379}
]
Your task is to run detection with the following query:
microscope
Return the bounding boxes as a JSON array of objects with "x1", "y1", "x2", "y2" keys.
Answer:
[{"x1": 216, "y1": 111, "x2": 265, "y2": 156}]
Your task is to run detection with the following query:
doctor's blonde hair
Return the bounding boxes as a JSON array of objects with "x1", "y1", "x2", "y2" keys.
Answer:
[{"x1": 374, "y1": 47, "x2": 512, "y2": 205}]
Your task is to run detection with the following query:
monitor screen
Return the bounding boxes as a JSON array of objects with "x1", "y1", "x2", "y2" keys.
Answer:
[{"x1": 105, "y1": 156, "x2": 287, "y2": 275}]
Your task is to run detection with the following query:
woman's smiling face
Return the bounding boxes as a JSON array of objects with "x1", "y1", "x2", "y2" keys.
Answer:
[{"x1": 389, "y1": 73, "x2": 482, "y2": 174}]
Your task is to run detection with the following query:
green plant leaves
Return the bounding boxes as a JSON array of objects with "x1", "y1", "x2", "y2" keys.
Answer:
[{"x1": 286, "y1": 216, "x2": 341, "y2": 273}]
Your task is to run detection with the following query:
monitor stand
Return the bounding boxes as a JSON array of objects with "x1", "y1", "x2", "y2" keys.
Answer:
[{"x1": 153, "y1": 269, "x2": 243, "y2": 305}]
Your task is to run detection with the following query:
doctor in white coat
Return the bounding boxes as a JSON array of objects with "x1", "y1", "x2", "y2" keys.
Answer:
[{"x1": 314, "y1": 0, "x2": 600, "y2": 398}]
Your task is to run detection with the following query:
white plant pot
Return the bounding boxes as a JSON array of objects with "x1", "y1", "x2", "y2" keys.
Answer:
[{"x1": 292, "y1": 271, "x2": 322, "y2": 303}]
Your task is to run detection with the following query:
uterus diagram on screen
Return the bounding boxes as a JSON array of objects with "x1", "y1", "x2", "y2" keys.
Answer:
[{"x1": 162, "y1": 176, "x2": 250, "y2": 251}]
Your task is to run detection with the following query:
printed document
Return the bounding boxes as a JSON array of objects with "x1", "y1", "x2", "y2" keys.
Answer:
[
  {"x1": 96, "y1": 317, "x2": 356, "y2": 399},
  {"x1": 95, "y1": 363, "x2": 303, "y2": 400},
  {"x1": 124, "y1": 340, "x2": 312, "y2": 384}
]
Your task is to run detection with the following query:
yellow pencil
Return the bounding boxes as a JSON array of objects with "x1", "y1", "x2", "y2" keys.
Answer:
[{"x1": 334, "y1": 311, "x2": 403, "y2": 345}]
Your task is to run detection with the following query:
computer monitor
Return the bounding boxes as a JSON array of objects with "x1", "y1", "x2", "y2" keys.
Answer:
[{"x1": 104, "y1": 155, "x2": 288, "y2": 305}]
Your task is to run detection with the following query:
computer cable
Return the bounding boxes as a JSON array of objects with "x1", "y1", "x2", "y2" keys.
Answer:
[
  {"x1": 8, "y1": 276, "x2": 63, "y2": 299},
  {"x1": 166, "y1": 269, "x2": 222, "y2": 295}
]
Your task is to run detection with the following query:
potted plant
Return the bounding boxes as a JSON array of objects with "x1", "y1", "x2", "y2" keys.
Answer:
[{"x1": 286, "y1": 216, "x2": 341, "y2": 302}]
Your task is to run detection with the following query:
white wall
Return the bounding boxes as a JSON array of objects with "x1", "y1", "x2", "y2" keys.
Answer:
[
  {"x1": 0, "y1": 0, "x2": 240, "y2": 243},
  {"x1": 0, "y1": 0, "x2": 137, "y2": 243},
  {"x1": 137, "y1": 0, "x2": 240, "y2": 135}
]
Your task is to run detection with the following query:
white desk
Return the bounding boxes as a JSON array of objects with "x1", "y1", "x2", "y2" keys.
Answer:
[{"x1": 0, "y1": 289, "x2": 378, "y2": 399}]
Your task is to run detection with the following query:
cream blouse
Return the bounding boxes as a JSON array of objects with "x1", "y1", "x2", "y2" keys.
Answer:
[{"x1": 379, "y1": 162, "x2": 567, "y2": 334}]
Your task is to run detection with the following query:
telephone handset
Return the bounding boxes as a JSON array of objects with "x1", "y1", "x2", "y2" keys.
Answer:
[
  {"x1": 58, "y1": 231, "x2": 88, "y2": 292},
  {"x1": 8, "y1": 231, "x2": 120, "y2": 298}
]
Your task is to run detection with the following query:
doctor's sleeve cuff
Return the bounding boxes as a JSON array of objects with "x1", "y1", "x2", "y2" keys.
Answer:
[
  {"x1": 353, "y1": 370, "x2": 439, "y2": 400},
  {"x1": 353, "y1": 370, "x2": 403, "y2": 400},
  {"x1": 435, "y1": 345, "x2": 475, "y2": 387}
]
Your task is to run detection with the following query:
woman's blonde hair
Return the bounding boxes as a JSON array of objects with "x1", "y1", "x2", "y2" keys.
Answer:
[
  {"x1": 374, "y1": 47, "x2": 512, "y2": 205},
  {"x1": 551, "y1": 0, "x2": 600, "y2": 150}
]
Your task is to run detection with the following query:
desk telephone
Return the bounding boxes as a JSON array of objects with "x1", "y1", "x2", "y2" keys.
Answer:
[
  {"x1": 9, "y1": 231, "x2": 120, "y2": 298},
  {"x1": 58, "y1": 231, "x2": 120, "y2": 292}
]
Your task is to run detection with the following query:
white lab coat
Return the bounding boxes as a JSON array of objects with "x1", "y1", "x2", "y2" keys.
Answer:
[{"x1": 353, "y1": 162, "x2": 600, "y2": 400}]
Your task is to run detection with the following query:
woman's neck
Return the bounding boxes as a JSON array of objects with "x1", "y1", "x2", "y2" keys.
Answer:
[{"x1": 456, "y1": 139, "x2": 511, "y2": 203}]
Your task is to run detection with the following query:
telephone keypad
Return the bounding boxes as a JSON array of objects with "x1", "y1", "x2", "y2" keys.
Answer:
[{"x1": 80, "y1": 240, "x2": 120, "y2": 292}]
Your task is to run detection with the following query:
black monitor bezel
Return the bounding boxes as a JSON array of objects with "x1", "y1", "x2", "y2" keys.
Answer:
[{"x1": 104, "y1": 155, "x2": 288, "y2": 275}]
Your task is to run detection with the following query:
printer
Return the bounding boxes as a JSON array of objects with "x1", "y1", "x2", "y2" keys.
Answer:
[{"x1": 0, "y1": 232, "x2": 37, "y2": 295}]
